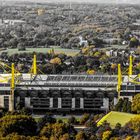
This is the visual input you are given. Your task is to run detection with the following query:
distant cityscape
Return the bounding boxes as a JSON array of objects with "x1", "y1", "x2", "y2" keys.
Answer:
[{"x1": 2, "y1": 0, "x2": 140, "y2": 4}]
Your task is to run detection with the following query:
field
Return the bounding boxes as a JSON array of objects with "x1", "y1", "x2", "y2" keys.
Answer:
[
  {"x1": 97, "y1": 111, "x2": 137, "y2": 128},
  {"x1": 102, "y1": 45, "x2": 128, "y2": 50},
  {"x1": 0, "y1": 47, "x2": 80, "y2": 56}
]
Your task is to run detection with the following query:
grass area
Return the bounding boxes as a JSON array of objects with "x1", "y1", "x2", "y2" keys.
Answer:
[
  {"x1": 0, "y1": 45, "x2": 128, "y2": 56},
  {"x1": 56, "y1": 118, "x2": 69, "y2": 123},
  {"x1": 97, "y1": 111, "x2": 137, "y2": 128},
  {"x1": 101, "y1": 45, "x2": 128, "y2": 50},
  {"x1": 34, "y1": 117, "x2": 41, "y2": 123},
  {"x1": 34, "y1": 116, "x2": 81, "y2": 123},
  {"x1": 0, "y1": 46, "x2": 80, "y2": 56}
]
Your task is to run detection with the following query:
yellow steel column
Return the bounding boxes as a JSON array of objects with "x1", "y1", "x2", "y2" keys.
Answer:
[
  {"x1": 117, "y1": 64, "x2": 122, "y2": 99},
  {"x1": 11, "y1": 63, "x2": 15, "y2": 89},
  {"x1": 9, "y1": 63, "x2": 15, "y2": 111},
  {"x1": 33, "y1": 54, "x2": 37, "y2": 75},
  {"x1": 128, "y1": 55, "x2": 133, "y2": 77}
]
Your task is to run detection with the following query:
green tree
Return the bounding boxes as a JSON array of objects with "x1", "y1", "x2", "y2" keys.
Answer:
[
  {"x1": 40, "y1": 123, "x2": 75, "y2": 139},
  {"x1": 114, "y1": 98, "x2": 123, "y2": 112},
  {"x1": 68, "y1": 116, "x2": 78, "y2": 124},
  {"x1": 132, "y1": 94, "x2": 140, "y2": 113},
  {"x1": 114, "y1": 98, "x2": 131, "y2": 113},
  {"x1": 122, "y1": 99, "x2": 129, "y2": 112},
  {"x1": 129, "y1": 37, "x2": 139, "y2": 48}
]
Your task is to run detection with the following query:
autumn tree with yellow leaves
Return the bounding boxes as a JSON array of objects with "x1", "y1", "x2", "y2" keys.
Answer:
[{"x1": 50, "y1": 57, "x2": 62, "y2": 65}]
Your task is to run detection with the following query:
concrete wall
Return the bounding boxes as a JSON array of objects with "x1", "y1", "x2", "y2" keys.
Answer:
[
  {"x1": 101, "y1": 98, "x2": 109, "y2": 110},
  {"x1": 0, "y1": 95, "x2": 4, "y2": 108}
]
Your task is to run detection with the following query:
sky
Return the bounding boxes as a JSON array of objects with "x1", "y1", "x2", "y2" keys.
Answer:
[{"x1": 2, "y1": 0, "x2": 140, "y2": 4}]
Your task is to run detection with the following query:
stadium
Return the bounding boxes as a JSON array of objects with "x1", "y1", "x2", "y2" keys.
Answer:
[{"x1": 0, "y1": 55, "x2": 138, "y2": 113}]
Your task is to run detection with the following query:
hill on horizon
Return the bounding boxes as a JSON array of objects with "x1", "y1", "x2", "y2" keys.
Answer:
[{"x1": 3, "y1": 0, "x2": 140, "y2": 4}]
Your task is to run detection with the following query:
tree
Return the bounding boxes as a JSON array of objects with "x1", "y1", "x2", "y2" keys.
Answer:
[
  {"x1": 29, "y1": 136, "x2": 48, "y2": 140},
  {"x1": 0, "y1": 108, "x2": 7, "y2": 118},
  {"x1": 50, "y1": 57, "x2": 62, "y2": 65},
  {"x1": 131, "y1": 94, "x2": 140, "y2": 114},
  {"x1": 40, "y1": 124, "x2": 52, "y2": 138},
  {"x1": 125, "y1": 136, "x2": 133, "y2": 140},
  {"x1": 112, "y1": 123, "x2": 121, "y2": 136},
  {"x1": 89, "y1": 135, "x2": 97, "y2": 140},
  {"x1": 17, "y1": 43, "x2": 26, "y2": 51},
  {"x1": 3, "y1": 133, "x2": 27, "y2": 140},
  {"x1": 129, "y1": 37, "x2": 139, "y2": 48},
  {"x1": 125, "y1": 116, "x2": 140, "y2": 133},
  {"x1": 60, "y1": 133, "x2": 70, "y2": 140},
  {"x1": 86, "y1": 69, "x2": 95, "y2": 75},
  {"x1": 80, "y1": 113, "x2": 90, "y2": 125},
  {"x1": 68, "y1": 116, "x2": 78, "y2": 125},
  {"x1": 19, "y1": 107, "x2": 32, "y2": 115},
  {"x1": 111, "y1": 63, "x2": 117, "y2": 74},
  {"x1": 76, "y1": 131, "x2": 86, "y2": 140},
  {"x1": 0, "y1": 115, "x2": 37, "y2": 137},
  {"x1": 114, "y1": 98, "x2": 131, "y2": 113},
  {"x1": 40, "y1": 123, "x2": 75, "y2": 139},
  {"x1": 135, "y1": 63, "x2": 140, "y2": 73},
  {"x1": 93, "y1": 51, "x2": 101, "y2": 57},
  {"x1": 102, "y1": 131, "x2": 112, "y2": 140},
  {"x1": 96, "y1": 121, "x2": 111, "y2": 139},
  {"x1": 50, "y1": 136, "x2": 58, "y2": 140},
  {"x1": 52, "y1": 123, "x2": 69, "y2": 138}
]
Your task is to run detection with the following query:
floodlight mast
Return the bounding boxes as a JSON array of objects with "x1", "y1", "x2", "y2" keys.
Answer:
[
  {"x1": 9, "y1": 63, "x2": 15, "y2": 112},
  {"x1": 117, "y1": 64, "x2": 122, "y2": 100},
  {"x1": 128, "y1": 55, "x2": 133, "y2": 78},
  {"x1": 33, "y1": 54, "x2": 37, "y2": 75}
]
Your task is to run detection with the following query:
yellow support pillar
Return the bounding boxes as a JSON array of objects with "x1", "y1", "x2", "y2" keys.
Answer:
[
  {"x1": 33, "y1": 54, "x2": 37, "y2": 75},
  {"x1": 117, "y1": 64, "x2": 122, "y2": 99},
  {"x1": 9, "y1": 63, "x2": 15, "y2": 111},
  {"x1": 11, "y1": 63, "x2": 15, "y2": 89},
  {"x1": 128, "y1": 55, "x2": 133, "y2": 77}
]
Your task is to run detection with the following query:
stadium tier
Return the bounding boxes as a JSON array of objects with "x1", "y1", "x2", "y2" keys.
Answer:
[{"x1": 0, "y1": 74, "x2": 133, "y2": 112}]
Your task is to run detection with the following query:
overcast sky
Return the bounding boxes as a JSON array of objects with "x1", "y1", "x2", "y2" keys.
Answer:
[{"x1": 2, "y1": 0, "x2": 140, "y2": 4}]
